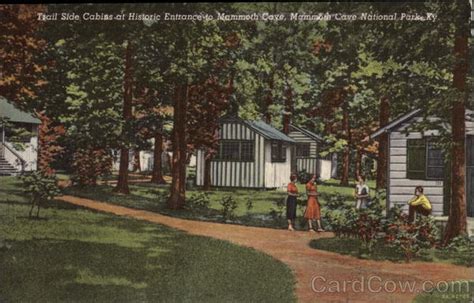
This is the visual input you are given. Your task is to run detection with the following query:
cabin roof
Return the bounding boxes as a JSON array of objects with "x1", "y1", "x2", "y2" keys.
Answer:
[
  {"x1": 220, "y1": 115, "x2": 295, "y2": 143},
  {"x1": 289, "y1": 124, "x2": 324, "y2": 142},
  {"x1": 370, "y1": 109, "x2": 422, "y2": 139},
  {"x1": 0, "y1": 97, "x2": 41, "y2": 124},
  {"x1": 370, "y1": 108, "x2": 474, "y2": 139}
]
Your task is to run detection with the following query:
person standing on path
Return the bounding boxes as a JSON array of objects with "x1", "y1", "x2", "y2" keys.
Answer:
[
  {"x1": 286, "y1": 174, "x2": 298, "y2": 231},
  {"x1": 304, "y1": 174, "x2": 324, "y2": 232}
]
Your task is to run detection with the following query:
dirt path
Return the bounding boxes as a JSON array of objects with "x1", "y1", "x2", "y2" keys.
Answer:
[{"x1": 57, "y1": 195, "x2": 473, "y2": 303}]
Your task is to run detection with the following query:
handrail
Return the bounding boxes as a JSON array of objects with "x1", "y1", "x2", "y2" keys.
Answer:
[{"x1": 0, "y1": 142, "x2": 26, "y2": 172}]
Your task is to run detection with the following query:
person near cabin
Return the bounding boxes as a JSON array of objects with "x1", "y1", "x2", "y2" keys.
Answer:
[
  {"x1": 354, "y1": 175, "x2": 370, "y2": 209},
  {"x1": 305, "y1": 174, "x2": 324, "y2": 232},
  {"x1": 407, "y1": 186, "x2": 432, "y2": 222},
  {"x1": 286, "y1": 174, "x2": 298, "y2": 231}
]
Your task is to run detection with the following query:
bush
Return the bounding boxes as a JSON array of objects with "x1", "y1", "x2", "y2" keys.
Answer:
[
  {"x1": 187, "y1": 192, "x2": 210, "y2": 211},
  {"x1": 441, "y1": 236, "x2": 474, "y2": 266},
  {"x1": 383, "y1": 206, "x2": 439, "y2": 262},
  {"x1": 355, "y1": 202, "x2": 385, "y2": 254},
  {"x1": 245, "y1": 198, "x2": 253, "y2": 213},
  {"x1": 19, "y1": 172, "x2": 61, "y2": 219},
  {"x1": 269, "y1": 197, "x2": 286, "y2": 222},
  {"x1": 297, "y1": 169, "x2": 312, "y2": 184},
  {"x1": 220, "y1": 195, "x2": 238, "y2": 222},
  {"x1": 71, "y1": 148, "x2": 113, "y2": 186},
  {"x1": 323, "y1": 194, "x2": 358, "y2": 237}
]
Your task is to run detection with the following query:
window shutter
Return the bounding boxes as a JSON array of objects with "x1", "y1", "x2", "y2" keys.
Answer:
[{"x1": 407, "y1": 139, "x2": 426, "y2": 179}]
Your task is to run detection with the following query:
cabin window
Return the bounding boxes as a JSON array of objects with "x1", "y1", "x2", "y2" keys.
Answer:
[
  {"x1": 215, "y1": 140, "x2": 254, "y2": 162},
  {"x1": 426, "y1": 141, "x2": 444, "y2": 179},
  {"x1": 407, "y1": 138, "x2": 444, "y2": 180},
  {"x1": 240, "y1": 141, "x2": 254, "y2": 161},
  {"x1": 271, "y1": 141, "x2": 286, "y2": 162},
  {"x1": 296, "y1": 143, "x2": 310, "y2": 157}
]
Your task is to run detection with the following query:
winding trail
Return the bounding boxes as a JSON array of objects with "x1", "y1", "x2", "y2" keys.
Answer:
[{"x1": 57, "y1": 195, "x2": 473, "y2": 303}]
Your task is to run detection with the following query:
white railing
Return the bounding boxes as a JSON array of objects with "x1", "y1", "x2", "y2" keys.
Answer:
[{"x1": 1, "y1": 142, "x2": 25, "y2": 173}]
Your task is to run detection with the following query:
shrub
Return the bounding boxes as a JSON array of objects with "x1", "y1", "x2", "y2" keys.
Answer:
[
  {"x1": 71, "y1": 148, "x2": 113, "y2": 186},
  {"x1": 441, "y1": 236, "x2": 474, "y2": 266},
  {"x1": 383, "y1": 207, "x2": 439, "y2": 262},
  {"x1": 220, "y1": 195, "x2": 238, "y2": 222},
  {"x1": 297, "y1": 169, "x2": 312, "y2": 184},
  {"x1": 269, "y1": 197, "x2": 286, "y2": 221},
  {"x1": 19, "y1": 172, "x2": 61, "y2": 219},
  {"x1": 355, "y1": 202, "x2": 385, "y2": 253},
  {"x1": 323, "y1": 194, "x2": 358, "y2": 237},
  {"x1": 187, "y1": 192, "x2": 210, "y2": 211},
  {"x1": 245, "y1": 198, "x2": 253, "y2": 213}
]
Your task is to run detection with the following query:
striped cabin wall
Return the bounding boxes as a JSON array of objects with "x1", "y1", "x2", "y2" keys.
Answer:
[
  {"x1": 288, "y1": 129, "x2": 318, "y2": 175},
  {"x1": 196, "y1": 121, "x2": 267, "y2": 188}
]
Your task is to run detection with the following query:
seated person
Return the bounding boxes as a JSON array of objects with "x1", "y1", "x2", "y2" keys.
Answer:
[{"x1": 407, "y1": 186, "x2": 432, "y2": 222}]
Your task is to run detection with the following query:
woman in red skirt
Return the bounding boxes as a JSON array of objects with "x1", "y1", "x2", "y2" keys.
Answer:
[{"x1": 305, "y1": 174, "x2": 324, "y2": 232}]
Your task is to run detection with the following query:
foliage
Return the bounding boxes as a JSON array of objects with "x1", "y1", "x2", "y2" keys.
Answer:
[
  {"x1": 296, "y1": 169, "x2": 312, "y2": 184},
  {"x1": 383, "y1": 206, "x2": 439, "y2": 262},
  {"x1": 269, "y1": 197, "x2": 286, "y2": 222},
  {"x1": 187, "y1": 192, "x2": 211, "y2": 211},
  {"x1": 71, "y1": 148, "x2": 113, "y2": 186},
  {"x1": 439, "y1": 236, "x2": 474, "y2": 267},
  {"x1": 355, "y1": 202, "x2": 385, "y2": 254},
  {"x1": 19, "y1": 171, "x2": 61, "y2": 218},
  {"x1": 219, "y1": 195, "x2": 238, "y2": 222},
  {"x1": 323, "y1": 193, "x2": 357, "y2": 237},
  {"x1": 245, "y1": 197, "x2": 254, "y2": 213}
]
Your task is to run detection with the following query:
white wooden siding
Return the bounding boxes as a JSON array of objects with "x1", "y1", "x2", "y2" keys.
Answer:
[
  {"x1": 388, "y1": 126, "x2": 444, "y2": 215},
  {"x1": 264, "y1": 142, "x2": 292, "y2": 188},
  {"x1": 467, "y1": 120, "x2": 474, "y2": 135}
]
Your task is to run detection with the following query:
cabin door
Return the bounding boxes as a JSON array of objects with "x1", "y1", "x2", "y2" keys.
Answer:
[{"x1": 467, "y1": 136, "x2": 474, "y2": 217}]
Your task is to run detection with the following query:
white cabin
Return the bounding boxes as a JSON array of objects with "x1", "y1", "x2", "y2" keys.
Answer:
[
  {"x1": 371, "y1": 109, "x2": 474, "y2": 217},
  {"x1": 195, "y1": 115, "x2": 296, "y2": 189},
  {"x1": 0, "y1": 97, "x2": 40, "y2": 175},
  {"x1": 288, "y1": 125, "x2": 337, "y2": 180}
]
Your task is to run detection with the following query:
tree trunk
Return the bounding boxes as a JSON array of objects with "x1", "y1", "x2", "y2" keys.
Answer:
[
  {"x1": 203, "y1": 151, "x2": 212, "y2": 190},
  {"x1": 340, "y1": 107, "x2": 351, "y2": 186},
  {"x1": 132, "y1": 149, "x2": 141, "y2": 172},
  {"x1": 168, "y1": 84, "x2": 188, "y2": 209},
  {"x1": 114, "y1": 41, "x2": 133, "y2": 195},
  {"x1": 264, "y1": 74, "x2": 274, "y2": 124},
  {"x1": 443, "y1": 11, "x2": 469, "y2": 244},
  {"x1": 151, "y1": 127, "x2": 166, "y2": 184},
  {"x1": 282, "y1": 84, "x2": 293, "y2": 134},
  {"x1": 355, "y1": 149, "x2": 362, "y2": 179},
  {"x1": 376, "y1": 96, "x2": 390, "y2": 189}
]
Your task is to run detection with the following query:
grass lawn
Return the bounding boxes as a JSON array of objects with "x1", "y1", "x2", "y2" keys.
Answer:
[
  {"x1": 0, "y1": 177, "x2": 296, "y2": 302},
  {"x1": 63, "y1": 175, "x2": 374, "y2": 229}
]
